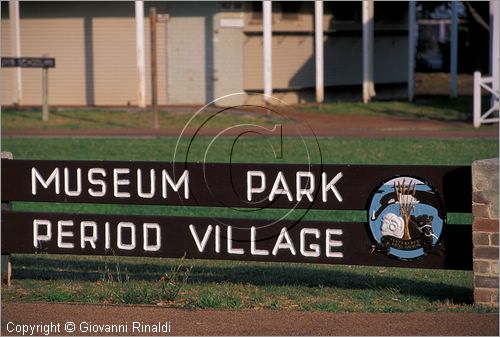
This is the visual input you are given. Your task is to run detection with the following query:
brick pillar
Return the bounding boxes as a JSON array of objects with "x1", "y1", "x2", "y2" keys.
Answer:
[
  {"x1": 1, "y1": 151, "x2": 13, "y2": 286},
  {"x1": 472, "y1": 158, "x2": 499, "y2": 306}
]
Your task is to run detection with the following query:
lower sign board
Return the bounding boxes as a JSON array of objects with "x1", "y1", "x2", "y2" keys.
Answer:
[{"x1": 1, "y1": 211, "x2": 472, "y2": 270}]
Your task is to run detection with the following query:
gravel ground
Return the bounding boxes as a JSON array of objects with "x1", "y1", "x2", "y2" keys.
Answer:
[{"x1": 2, "y1": 302, "x2": 498, "y2": 336}]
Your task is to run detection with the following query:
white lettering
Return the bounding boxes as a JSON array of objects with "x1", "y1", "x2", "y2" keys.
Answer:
[
  {"x1": 296, "y1": 171, "x2": 315, "y2": 202},
  {"x1": 326, "y1": 229, "x2": 343, "y2": 258},
  {"x1": 300, "y1": 228, "x2": 320, "y2": 257},
  {"x1": 272, "y1": 227, "x2": 296, "y2": 255},
  {"x1": 189, "y1": 225, "x2": 213, "y2": 253},
  {"x1": 31, "y1": 167, "x2": 60, "y2": 195},
  {"x1": 80, "y1": 221, "x2": 97, "y2": 249},
  {"x1": 88, "y1": 168, "x2": 106, "y2": 197},
  {"x1": 215, "y1": 225, "x2": 221, "y2": 253},
  {"x1": 64, "y1": 167, "x2": 82, "y2": 196},
  {"x1": 322, "y1": 172, "x2": 343, "y2": 202},
  {"x1": 143, "y1": 223, "x2": 161, "y2": 251},
  {"x1": 162, "y1": 170, "x2": 189, "y2": 199},
  {"x1": 33, "y1": 219, "x2": 52, "y2": 248},
  {"x1": 227, "y1": 226, "x2": 244, "y2": 255},
  {"x1": 105, "y1": 221, "x2": 111, "y2": 249},
  {"x1": 113, "y1": 168, "x2": 130, "y2": 198},
  {"x1": 247, "y1": 171, "x2": 266, "y2": 201},
  {"x1": 117, "y1": 222, "x2": 136, "y2": 250},
  {"x1": 269, "y1": 171, "x2": 293, "y2": 202},
  {"x1": 250, "y1": 226, "x2": 269, "y2": 256},
  {"x1": 57, "y1": 220, "x2": 74, "y2": 248},
  {"x1": 137, "y1": 169, "x2": 155, "y2": 199}
]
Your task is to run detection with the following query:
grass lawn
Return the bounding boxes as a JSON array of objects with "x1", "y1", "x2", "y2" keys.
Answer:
[
  {"x1": 1, "y1": 96, "x2": 491, "y2": 130},
  {"x1": 299, "y1": 96, "x2": 478, "y2": 121},
  {"x1": 1, "y1": 136, "x2": 498, "y2": 312},
  {"x1": 1, "y1": 107, "x2": 284, "y2": 130}
]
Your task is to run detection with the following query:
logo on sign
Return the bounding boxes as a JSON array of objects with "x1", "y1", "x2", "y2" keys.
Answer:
[{"x1": 367, "y1": 176, "x2": 445, "y2": 260}]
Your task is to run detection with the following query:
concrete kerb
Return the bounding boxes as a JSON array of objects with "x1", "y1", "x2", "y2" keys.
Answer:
[{"x1": 1, "y1": 151, "x2": 13, "y2": 286}]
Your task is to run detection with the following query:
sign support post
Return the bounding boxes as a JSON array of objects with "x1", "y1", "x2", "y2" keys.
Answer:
[
  {"x1": 1, "y1": 151, "x2": 13, "y2": 287},
  {"x1": 42, "y1": 65, "x2": 49, "y2": 121},
  {"x1": 150, "y1": 6, "x2": 159, "y2": 129},
  {"x1": 1, "y1": 57, "x2": 55, "y2": 120}
]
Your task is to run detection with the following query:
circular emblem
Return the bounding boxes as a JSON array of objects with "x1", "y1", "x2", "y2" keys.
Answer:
[{"x1": 367, "y1": 176, "x2": 446, "y2": 260}]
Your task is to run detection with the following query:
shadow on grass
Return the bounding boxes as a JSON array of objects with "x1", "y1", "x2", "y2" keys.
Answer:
[
  {"x1": 11, "y1": 255, "x2": 473, "y2": 304},
  {"x1": 49, "y1": 110, "x2": 131, "y2": 128},
  {"x1": 369, "y1": 96, "x2": 473, "y2": 123}
]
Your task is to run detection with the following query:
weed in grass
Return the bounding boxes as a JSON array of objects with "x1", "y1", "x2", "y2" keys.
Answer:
[
  {"x1": 269, "y1": 299, "x2": 281, "y2": 310},
  {"x1": 223, "y1": 293, "x2": 243, "y2": 309},
  {"x1": 158, "y1": 257, "x2": 193, "y2": 302},
  {"x1": 194, "y1": 290, "x2": 224, "y2": 309},
  {"x1": 308, "y1": 301, "x2": 340, "y2": 312},
  {"x1": 46, "y1": 291, "x2": 76, "y2": 302}
]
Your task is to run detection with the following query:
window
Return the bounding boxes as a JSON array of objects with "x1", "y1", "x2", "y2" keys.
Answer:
[
  {"x1": 375, "y1": 2, "x2": 406, "y2": 25},
  {"x1": 250, "y1": 1, "x2": 262, "y2": 23},
  {"x1": 326, "y1": 1, "x2": 361, "y2": 25},
  {"x1": 280, "y1": 1, "x2": 301, "y2": 21}
]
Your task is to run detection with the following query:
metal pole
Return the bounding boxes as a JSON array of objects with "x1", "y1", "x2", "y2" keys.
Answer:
[
  {"x1": 368, "y1": 1, "x2": 375, "y2": 99},
  {"x1": 362, "y1": 0, "x2": 374, "y2": 103},
  {"x1": 42, "y1": 67, "x2": 49, "y2": 121},
  {"x1": 9, "y1": 0, "x2": 22, "y2": 105},
  {"x1": 450, "y1": 1, "x2": 458, "y2": 98},
  {"x1": 135, "y1": 1, "x2": 146, "y2": 108},
  {"x1": 263, "y1": 1, "x2": 272, "y2": 104},
  {"x1": 314, "y1": 1, "x2": 324, "y2": 105},
  {"x1": 408, "y1": 1, "x2": 416, "y2": 102},
  {"x1": 150, "y1": 6, "x2": 158, "y2": 129},
  {"x1": 473, "y1": 71, "x2": 481, "y2": 128}
]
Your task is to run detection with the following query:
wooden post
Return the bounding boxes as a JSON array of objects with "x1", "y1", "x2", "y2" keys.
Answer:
[
  {"x1": 42, "y1": 66, "x2": 49, "y2": 121},
  {"x1": 1, "y1": 151, "x2": 13, "y2": 287},
  {"x1": 150, "y1": 6, "x2": 159, "y2": 129},
  {"x1": 408, "y1": 1, "x2": 416, "y2": 102},
  {"x1": 9, "y1": 0, "x2": 22, "y2": 105},
  {"x1": 362, "y1": 0, "x2": 375, "y2": 104},
  {"x1": 450, "y1": 1, "x2": 458, "y2": 98},
  {"x1": 263, "y1": 1, "x2": 272, "y2": 104},
  {"x1": 135, "y1": 1, "x2": 146, "y2": 108},
  {"x1": 315, "y1": 1, "x2": 324, "y2": 106},
  {"x1": 491, "y1": 0, "x2": 499, "y2": 105}
]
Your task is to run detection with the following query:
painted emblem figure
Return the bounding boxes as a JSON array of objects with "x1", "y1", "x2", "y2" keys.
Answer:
[{"x1": 368, "y1": 176, "x2": 445, "y2": 260}]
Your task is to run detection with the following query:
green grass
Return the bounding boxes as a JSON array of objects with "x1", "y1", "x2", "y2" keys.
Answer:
[
  {"x1": 298, "y1": 96, "x2": 490, "y2": 122},
  {"x1": 1, "y1": 97, "x2": 493, "y2": 130},
  {"x1": 1, "y1": 108, "x2": 284, "y2": 130},
  {"x1": 1, "y1": 136, "x2": 498, "y2": 312},
  {"x1": 3, "y1": 254, "x2": 496, "y2": 313},
  {"x1": 2, "y1": 137, "x2": 497, "y2": 164}
]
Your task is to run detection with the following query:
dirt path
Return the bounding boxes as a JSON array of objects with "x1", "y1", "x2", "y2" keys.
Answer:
[
  {"x1": 2, "y1": 114, "x2": 498, "y2": 139},
  {"x1": 1, "y1": 302, "x2": 498, "y2": 336}
]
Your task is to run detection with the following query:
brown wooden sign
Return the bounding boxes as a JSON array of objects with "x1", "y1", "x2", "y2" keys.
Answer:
[
  {"x1": 1, "y1": 159, "x2": 473, "y2": 270},
  {"x1": 1, "y1": 159, "x2": 471, "y2": 212},
  {"x1": 1, "y1": 211, "x2": 471, "y2": 270}
]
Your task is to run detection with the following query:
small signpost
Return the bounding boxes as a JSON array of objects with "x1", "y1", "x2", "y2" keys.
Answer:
[{"x1": 1, "y1": 57, "x2": 55, "y2": 121}]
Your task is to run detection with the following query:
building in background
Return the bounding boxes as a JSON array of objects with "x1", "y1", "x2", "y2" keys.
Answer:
[{"x1": 1, "y1": 1, "x2": 410, "y2": 107}]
